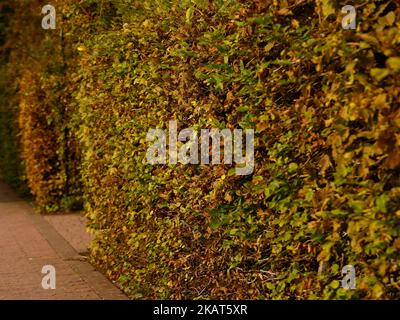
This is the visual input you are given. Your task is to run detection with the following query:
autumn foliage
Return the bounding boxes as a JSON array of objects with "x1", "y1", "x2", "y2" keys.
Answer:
[{"x1": 0, "y1": 0, "x2": 399, "y2": 299}]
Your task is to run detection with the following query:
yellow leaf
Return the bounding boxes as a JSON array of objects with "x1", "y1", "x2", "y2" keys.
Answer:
[
  {"x1": 370, "y1": 68, "x2": 390, "y2": 81},
  {"x1": 324, "y1": 118, "x2": 333, "y2": 127},
  {"x1": 264, "y1": 42, "x2": 275, "y2": 53},
  {"x1": 319, "y1": 154, "x2": 331, "y2": 177},
  {"x1": 372, "y1": 283, "x2": 384, "y2": 298},
  {"x1": 373, "y1": 94, "x2": 389, "y2": 109},
  {"x1": 385, "y1": 11, "x2": 396, "y2": 26},
  {"x1": 186, "y1": 7, "x2": 194, "y2": 24},
  {"x1": 224, "y1": 192, "x2": 232, "y2": 203},
  {"x1": 386, "y1": 57, "x2": 400, "y2": 71},
  {"x1": 330, "y1": 280, "x2": 340, "y2": 289},
  {"x1": 256, "y1": 121, "x2": 268, "y2": 133},
  {"x1": 319, "y1": 0, "x2": 335, "y2": 18},
  {"x1": 277, "y1": 8, "x2": 292, "y2": 16}
]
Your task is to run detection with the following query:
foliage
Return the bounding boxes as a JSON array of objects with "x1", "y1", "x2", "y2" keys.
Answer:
[
  {"x1": 1, "y1": 0, "x2": 399, "y2": 299},
  {"x1": 1, "y1": 0, "x2": 82, "y2": 210},
  {"x1": 0, "y1": 0, "x2": 28, "y2": 194}
]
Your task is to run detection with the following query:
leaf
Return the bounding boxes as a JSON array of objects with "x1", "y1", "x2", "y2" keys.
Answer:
[
  {"x1": 330, "y1": 280, "x2": 340, "y2": 289},
  {"x1": 256, "y1": 121, "x2": 268, "y2": 133},
  {"x1": 192, "y1": 0, "x2": 208, "y2": 9},
  {"x1": 385, "y1": 11, "x2": 396, "y2": 26},
  {"x1": 319, "y1": 154, "x2": 331, "y2": 176},
  {"x1": 378, "y1": 11, "x2": 396, "y2": 27},
  {"x1": 373, "y1": 94, "x2": 389, "y2": 109},
  {"x1": 229, "y1": 228, "x2": 239, "y2": 235},
  {"x1": 376, "y1": 194, "x2": 388, "y2": 213},
  {"x1": 186, "y1": 7, "x2": 194, "y2": 24},
  {"x1": 264, "y1": 42, "x2": 275, "y2": 53},
  {"x1": 288, "y1": 163, "x2": 298, "y2": 173},
  {"x1": 319, "y1": 0, "x2": 335, "y2": 18},
  {"x1": 386, "y1": 57, "x2": 400, "y2": 71},
  {"x1": 277, "y1": 8, "x2": 292, "y2": 16},
  {"x1": 372, "y1": 283, "x2": 385, "y2": 298},
  {"x1": 370, "y1": 68, "x2": 390, "y2": 81}
]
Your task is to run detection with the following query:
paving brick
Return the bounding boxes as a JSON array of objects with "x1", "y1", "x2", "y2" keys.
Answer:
[{"x1": 0, "y1": 182, "x2": 127, "y2": 300}]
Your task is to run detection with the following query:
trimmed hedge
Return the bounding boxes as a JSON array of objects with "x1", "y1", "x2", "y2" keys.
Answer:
[
  {"x1": 0, "y1": 0, "x2": 27, "y2": 193},
  {"x1": 1, "y1": 0, "x2": 400, "y2": 299},
  {"x1": 1, "y1": 0, "x2": 82, "y2": 210}
]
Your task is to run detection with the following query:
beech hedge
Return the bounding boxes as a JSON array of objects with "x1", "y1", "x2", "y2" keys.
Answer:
[{"x1": 0, "y1": 0, "x2": 399, "y2": 299}]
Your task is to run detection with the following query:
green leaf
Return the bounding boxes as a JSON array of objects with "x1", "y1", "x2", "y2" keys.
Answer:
[
  {"x1": 376, "y1": 194, "x2": 389, "y2": 213},
  {"x1": 186, "y1": 7, "x2": 194, "y2": 24},
  {"x1": 330, "y1": 280, "x2": 340, "y2": 289},
  {"x1": 288, "y1": 162, "x2": 298, "y2": 173}
]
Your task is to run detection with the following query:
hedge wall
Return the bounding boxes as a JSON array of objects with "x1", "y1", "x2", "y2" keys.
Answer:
[
  {"x1": 0, "y1": 0, "x2": 83, "y2": 210},
  {"x1": 1, "y1": 0, "x2": 399, "y2": 299},
  {"x1": 0, "y1": 0, "x2": 27, "y2": 193}
]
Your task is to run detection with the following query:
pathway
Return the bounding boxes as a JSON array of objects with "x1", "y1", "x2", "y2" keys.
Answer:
[{"x1": 0, "y1": 182, "x2": 127, "y2": 300}]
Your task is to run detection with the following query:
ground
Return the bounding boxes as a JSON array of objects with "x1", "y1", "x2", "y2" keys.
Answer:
[{"x1": 0, "y1": 182, "x2": 127, "y2": 300}]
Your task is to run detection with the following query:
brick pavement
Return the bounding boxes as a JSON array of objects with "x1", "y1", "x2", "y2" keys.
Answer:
[
  {"x1": 44, "y1": 212, "x2": 94, "y2": 255},
  {"x1": 0, "y1": 182, "x2": 127, "y2": 300}
]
